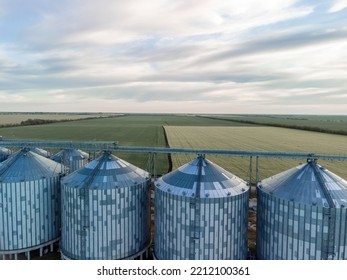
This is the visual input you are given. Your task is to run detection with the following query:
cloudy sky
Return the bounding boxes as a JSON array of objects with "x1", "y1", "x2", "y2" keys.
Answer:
[{"x1": 0, "y1": 0, "x2": 346, "y2": 114}]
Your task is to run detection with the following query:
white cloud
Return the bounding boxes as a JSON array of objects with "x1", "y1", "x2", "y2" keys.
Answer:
[
  {"x1": 0, "y1": 1, "x2": 346, "y2": 114},
  {"x1": 328, "y1": 0, "x2": 347, "y2": 13},
  {"x1": 19, "y1": 0, "x2": 314, "y2": 47}
]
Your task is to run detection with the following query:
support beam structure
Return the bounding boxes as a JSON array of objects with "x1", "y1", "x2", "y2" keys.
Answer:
[{"x1": 1, "y1": 138, "x2": 347, "y2": 161}]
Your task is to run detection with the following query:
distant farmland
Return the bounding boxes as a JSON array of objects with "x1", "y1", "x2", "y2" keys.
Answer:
[
  {"x1": 165, "y1": 126, "x2": 347, "y2": 181},
  {"x1": 200, "y1": 114, "x2": 347, "y2": 135},
  {"x1": 0, "y1": 114, "x2": 346, "y2": 179},
  {"x1": 0, "y1": 112, "x2": 118, "y2": 126},
  {"x1": 0, "y1": 114, "x2": 251, "y2": 174}
]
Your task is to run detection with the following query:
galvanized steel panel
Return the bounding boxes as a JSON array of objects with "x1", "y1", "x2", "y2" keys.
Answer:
[
  {"x1": 0, "y1": 150, "x2": 62, "y2": 253},
  {"x1": 0, "y1": 178, "x2": 61, "y2": 251}
]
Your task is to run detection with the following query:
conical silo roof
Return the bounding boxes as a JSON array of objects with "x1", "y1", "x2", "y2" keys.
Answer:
[
  {"x1": 0, "y1": 148, "x2": 63, "y2": 182},
  {"x1": 31, "y1": 147, "x2": 50, "y2": 157},
  {"x1": 61, "y1": 151, "x2": 149, "y2": 189},
  {"x1": 258, "y1": 160, "x2": 347, "y2": 208},
  {"x1": 0, "y1": 147, "x2": 11, "y2": 155},
  {"x1": 51, "y1": 149, "x2": 89, "y2": 163},
  {"x1": 156, "y1": 155, "x2": 248, "y2": 198},
  {"x1": 0, "y1": 147, "x2": 11, "y2": 162}
]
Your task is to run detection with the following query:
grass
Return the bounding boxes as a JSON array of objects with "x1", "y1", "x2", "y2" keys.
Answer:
[
  {"x1": 1, "y1": 114, "x2": 346, "y2": 179},
  {"x1": 0, "y1": 114, "x2": 252, "y2": 174},
  {"x1": 164, "y1": 126, "x2": 347, "y2": 181}
]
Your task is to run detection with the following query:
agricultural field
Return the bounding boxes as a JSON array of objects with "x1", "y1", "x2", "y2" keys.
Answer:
[
  {"x1": 165, "y1": 126, "x2": 347, "y2": 181},
  {"x1": 0, "y1": 114, "x2": 250, "y2": 174},
  {"x1": 0, "y1": 112, "x2": 118, "y2": 125},
  {"x1": 200, "y1": 114, "x2": 347, "y2": 135},
  {"x1": 1, "y1": 113, "x2": 347, "y2": 178}
]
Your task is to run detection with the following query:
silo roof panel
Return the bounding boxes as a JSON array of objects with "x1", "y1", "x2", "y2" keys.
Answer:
[
  {"x1": 0, "y1": 147, "x2": 11, "y2": 154},
  {"x1": 259, "y1": 162, "x2": 347, "y2": 208},
  {"x1": 160, "y1": 171, "x2": 197, "y2": 189},
  {"x1": 51, "y1": 149, "x2": 88, "y2": 162},
  {"x1": 156, "y1": 156, "x2": 248, "y2": 198},
  {"x1": 0, "y1": 149, "x2": 63, "y2": 182},
  {"x1": 61, "y1": 152, "x2": 149, "y2": 189},
  {"x1": 31, "y1": 147, "x2": 50, "y2": 157}
]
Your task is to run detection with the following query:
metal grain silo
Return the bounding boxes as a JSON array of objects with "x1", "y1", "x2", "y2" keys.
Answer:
[
  {"x1": 0, "y1": 148, "x2": 63, "y2": 260},
  {"x1": 0, "y1": 147, "x2": 11, "y2": 162},
  {"x1": 31, "y1": 147, "x2": 50, "y2": 157},
  {"x1": 51, "y1": 149, "x2": 89, "y2": 172},
  {"x1": 257, "y1": 159, "x2": 347, "y2": 260},
  {"x1": 154, "y1": 155, "x2": 249, "y2": 260},
  {"x1": 61, "y1": 151, "x2": 151, "y2": 260}
]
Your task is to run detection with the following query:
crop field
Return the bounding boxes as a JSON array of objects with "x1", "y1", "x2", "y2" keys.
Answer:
[
  {"x1": 0, "y1": 114, "x2": 251, "y2": 174},
  {"x1": 165, "y1": 126, "x2": 347, "y2": 181},
  {"x1": 1, "y1": 114, "x2": 347, "y2": 179},
  {"x1": 201, "y1": 114, "x2": 347, "y2": 134},
  {"x1": 0, "y1": 112, "x2": 118, "y2": 125}
]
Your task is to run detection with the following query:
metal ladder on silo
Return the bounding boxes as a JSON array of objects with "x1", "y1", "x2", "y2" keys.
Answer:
[{"x1": 311, "y1": 161, "x2": 336, "y2": 260}]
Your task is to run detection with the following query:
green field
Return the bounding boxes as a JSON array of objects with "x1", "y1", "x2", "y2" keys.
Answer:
[
  {"x1": 1, "y1": 114, "x2": 346, "y2": 179},
  {"x1": 165, "y1": 126, "x2": 347, "y2": 181},
  {"x1": 0, "y1": 114, "x2": 250, "y2": 174},
  {"x1": 200, "y1": 114, "x2": 347, "y2": 135}
]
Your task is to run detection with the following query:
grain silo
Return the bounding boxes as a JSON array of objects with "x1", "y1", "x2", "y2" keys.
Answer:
[
  {"x1": 257, "y1": 159, "x2": 347, "y2": 260},
  {"x1": 154, "y1": 155, "x2": 249, "y2": 260},
  {"x1": 51, "y1": 149, "x2": 89, "y2": 172},
  {"x1": 0, "y1": 147, "x2": 11, "y2": 162},
  {"x1": 61, "y1": 151, "x2": 151, "y2": 260},
  {"x1": 31, "y1": 147, "x2": 50, "y2": 157},
  {"x1": 0, "y1": 148, "x2": 63, "y2": 260}
]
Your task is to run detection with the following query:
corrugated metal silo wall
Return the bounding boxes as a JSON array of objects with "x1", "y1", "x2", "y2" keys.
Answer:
[
  {"x1": 61, "y1": 181, "x2": 150, "y2": 260},
  {"x1": 154, "y1": 189, "x2": 249, "y2": 260},
  {"x1": 0, "y1": 177, "x2": 60, "y2": 251},
  {"x1": 256, "y1": 191, "x2": 347, "y2": 260}
]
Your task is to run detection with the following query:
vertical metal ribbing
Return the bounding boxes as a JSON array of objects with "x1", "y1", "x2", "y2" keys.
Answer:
[
  {"x1": 322, "y1": 208, "x2": 336, "y2": 260},
  {"x1": 310, "y1": 161, "x2": 336, "y2": 260},
  {"x1": 189, "y1": 155, "x2": 203, "y2": 259},
  {"x1": 79, "y1": 151, "x2": 107, "y2": 259}
]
